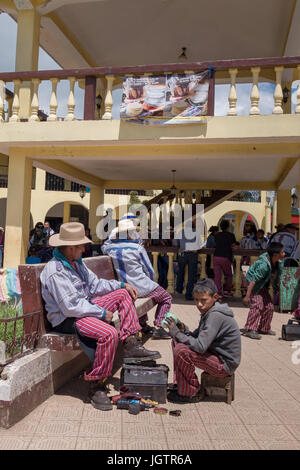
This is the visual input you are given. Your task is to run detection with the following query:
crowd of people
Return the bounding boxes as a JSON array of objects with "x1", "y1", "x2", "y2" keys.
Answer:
[{"x1": 35, "y1": 213, "x2": 300, "y2": 410}]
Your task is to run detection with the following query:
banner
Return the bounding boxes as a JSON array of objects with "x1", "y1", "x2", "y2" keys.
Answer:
[{"x1": 120, "y1": 70, "x2": 210, "y2": 125}]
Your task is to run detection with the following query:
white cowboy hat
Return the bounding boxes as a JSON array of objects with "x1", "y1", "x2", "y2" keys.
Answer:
[
  {"x1": 49, "y1": 222, "x2": 93, "y2": 247},
  {"x1": 117, "y1": 219, "x2": 136, "y2": 234}
]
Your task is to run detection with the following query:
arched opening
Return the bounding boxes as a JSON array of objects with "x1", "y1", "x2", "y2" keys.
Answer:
[{"x1": 45, "y1": 201, "x2": 89, "y2": 233}]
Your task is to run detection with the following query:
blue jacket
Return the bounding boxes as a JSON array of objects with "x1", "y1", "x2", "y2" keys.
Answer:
[
  {"x1": 102, "y1": 238, "x2": 158, "y2": 296},
  {"x1": 40, "y1": 258, "x2": 123, "y2": 327}
]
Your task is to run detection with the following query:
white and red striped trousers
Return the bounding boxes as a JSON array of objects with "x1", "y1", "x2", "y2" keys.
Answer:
[
  {"x1": 141, "y1": 285, "x2": 172, "y2": 326},
  {"x1": 172, "y1": 340, "x2": 228, "y2": 397},
  {"x1": 75, "y1": 289, "x2": 141, "y2": 381},
  {"x1": 244, "y1": 287, "x2": 274, "y2": 332}
]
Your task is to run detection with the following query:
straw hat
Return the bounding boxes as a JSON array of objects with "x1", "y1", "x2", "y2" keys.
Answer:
[{"x1": 49, "y1": 222, "x2": 93, "y2": 247}]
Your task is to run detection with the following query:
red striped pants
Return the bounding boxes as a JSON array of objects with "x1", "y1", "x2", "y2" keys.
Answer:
[
  {"x1": 75, "y1": 289, "x2": 141, "y2": 381},
  {"x1": 172, "y1": 340, "x2": 228, "y2": 397},
  {"x1": 244, "y1": 287, "x2": 274, "y2": 332},
  {"x1": 141, "y1": 286, "x2": 172, "y2": 326}
]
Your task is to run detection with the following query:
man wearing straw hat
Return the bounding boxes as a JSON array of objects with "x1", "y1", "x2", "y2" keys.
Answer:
[{"x1": 40, "y1": 222, "x2": 159, "y2": 411}]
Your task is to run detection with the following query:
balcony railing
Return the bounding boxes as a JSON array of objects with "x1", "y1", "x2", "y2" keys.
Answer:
[
  {"x1": 0, "y1": 56, "x2": 300, "y2": 122},
  {"x1": 146, "y1": 246, "x2": 266, "y2": 298}
]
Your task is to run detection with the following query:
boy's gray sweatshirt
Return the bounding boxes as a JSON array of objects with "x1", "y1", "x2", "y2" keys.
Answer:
[{"x1": 169, "y1": 302, "x2": 241, "y2": 374}]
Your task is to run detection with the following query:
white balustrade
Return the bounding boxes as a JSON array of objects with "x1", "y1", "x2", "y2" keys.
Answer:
[
  {"x1": 227, "y1": 68, "x2": 238, "y2": 116},
  {"x1": 9, "y1": 79, "x2": 21, "y2": 122},
  {"x1": 295, "y1": 65, "x2": 300, "y2": 114},
  {"x1": 29, "y1": 78, "x2": 40, "y2": 122},
  {"x1": 272, "y1": 66, "x2": 284, "y2": 114},
  {"x1": 102, "y1": 75, "x2": 115, "y2": 120},
  {"x1": 250, "y1": 67, "x2": 261, "y2": 115},
  {"x1": 65, "y1": 76, "x2": 76, "y2": 121},
  {"x1": 48, "y1": 78, "x2": 59, "y2": 121}
]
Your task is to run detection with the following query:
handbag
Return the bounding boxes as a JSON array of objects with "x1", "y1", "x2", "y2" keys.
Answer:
[{"x1": 281, "y1": 318, "x2": 300, "y2": 341}]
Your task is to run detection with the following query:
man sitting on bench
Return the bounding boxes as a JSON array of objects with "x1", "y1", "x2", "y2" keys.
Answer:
[
  {"x1": 40, "y1": 222, "x2": 159, "y2": 411},
  {"x1": 165, "y1": 278, "x2": 241, "y2": 403}
]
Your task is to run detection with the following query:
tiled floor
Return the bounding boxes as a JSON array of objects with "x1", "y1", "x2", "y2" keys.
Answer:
[{"x1": 1, "y1": 295, "x2": 300, "y2": 450}]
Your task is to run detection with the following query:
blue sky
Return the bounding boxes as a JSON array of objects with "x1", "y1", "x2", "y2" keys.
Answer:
[{"x1": 0, "y1": 13, "x2": 298, "y2": 118}]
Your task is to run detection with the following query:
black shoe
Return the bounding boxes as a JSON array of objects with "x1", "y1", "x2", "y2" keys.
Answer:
[
  {"x1": 89, "y1": 380, "x2": 113, "y2": 411},
  {"x1": 258, "y1": 330, "x2": 276, "y2": 336},
  {"x1": 123, "y1": 334, "x2": 161, "y2": 360},
  {"x1": 152, "y1": 327, "x2": 171, "y2": 339},
  {"x1": 243, "y1": 330, "x2": 261, "y2": 340},
  {"x1": 141, "y1": 323, "x2": 154, "y2": 335},
  {"x1": 167, "y1": 389, "x2": 205, "y2": 404}
]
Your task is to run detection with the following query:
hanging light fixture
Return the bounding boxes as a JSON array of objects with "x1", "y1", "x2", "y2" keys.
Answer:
[
  {"x1": 178, "y1": 47, "x2": 187, "y2": 60},
  {"x1": 79, "y1": 185, "x2": 86, "y2": 199},
  {"x1": 170, "y1": 170, "x2": 177, "y2": 195}
]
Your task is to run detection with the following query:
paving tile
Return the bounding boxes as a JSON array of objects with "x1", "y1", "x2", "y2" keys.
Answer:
[
  {"x1": 233, "y1": 406, "x2": 281, "y2": 425},
  {"x1": 259, "y1": 441, "x2": 300, "y2": 450},
  {"x1": 212, "y1": 440, "x2": 259, "y2": 450},
  {"x1": 0, "y1": 437, "x2": 31, "y2": 450},
  {"x1": 81, "y1": 405, "x2": 122, "y2": 422},
  {"x1": 42, "y1": 405, "x2": 83, "y2": 420},
  {"x1": 272, "y1": 409, "x2": 300, "y2": 424},
  {"x1": 122, "y1": 409, "x2": 163, "y2": 424},
  {"x1": 123, "y1": 439, "x2": 169, "y2": 450},
  {"x1": 246, "y1": 424, "x2": 296, "y2": 442},
  {"x1": 285, "y1": 424, "x2": 300, "y2": 440},
  {"x1": 76, "y1": 438, "x2": 121, "y2": 450},
  {"x1": 197, "y1": 408, "x2": 242, "y2": 424},
  {"x1": 28, "y1": 438, "x2": 77, "y2": 450},
  {"x1": 0, "y1": 418, "x2": 40, "y2": 437},
  {"x1": 166, "y1": 439, "x2": 214, "y2": 450},
  {"x1": 78, "y1": 421, "x2": 121, "y2": 438},
  {"x1": 204, "y1": 424, "x2": 252, "y2": 441},
  {"x1": 34, "y1": 419, "x2": 80, "y2": 437},
  {"x1": 122, "y1": 423, "x2": 166, "y2": 438}
]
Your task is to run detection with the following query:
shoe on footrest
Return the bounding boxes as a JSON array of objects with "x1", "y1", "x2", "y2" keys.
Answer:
[
  {"x1": 152, "y1": 327, "x2": 171, "y2": 339},
  {"x1": 89, "y1": 379, "x2": 113, "y2": 411},
  {"x1": 167, "y1": 389, "x2": 205, "y2": 404},
  {"x1": 123, "y1": 333, "x2": 161, "y2": 361}
]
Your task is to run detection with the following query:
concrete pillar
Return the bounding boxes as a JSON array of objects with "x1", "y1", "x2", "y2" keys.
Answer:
[
  {"x1": 15, "y1": 9, "x2": 40, "y2": 119},
  {"x1": 35, "y1": 168, "x2": 46, "y2": 191},
  {"x1": 3, "y1": 149, "x2": 32, "y2": 268},
  {"x1": 89, "y1": 187, "x2": 105, "y2": 241},
  {"x1": 272, "y1": 196, "x2": 278, "y2": 233},
  {"x1": 264, "y1": 204, "x2": 272, "y2": 234},
  {"x1": 63, "y1": 202, "x2": 71, "y2": 223},
  {"x1": 234, "y1": 211, "x2": 243, "y2": 241},
  {"x1": 277, "y1": 190, "x2": 291, "y2": 225}
]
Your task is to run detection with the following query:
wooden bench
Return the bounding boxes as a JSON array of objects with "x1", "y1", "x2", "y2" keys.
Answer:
[{"x1": 18, "y1": 255, "x2": 157, "y2": 351}]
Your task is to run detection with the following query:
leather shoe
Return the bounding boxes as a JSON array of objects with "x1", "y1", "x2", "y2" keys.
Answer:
[
  {"x1": 89, "y1": 380, "x2": 113, "y2": 411},
  {"x1": 123, "y1": 334, "x2": 161, "y2": 360}
]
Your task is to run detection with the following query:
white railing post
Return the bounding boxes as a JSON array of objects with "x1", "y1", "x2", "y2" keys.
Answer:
[
  {"x1": 102, "y1": 75, "x2": 115, "y2": 120},
  {"x1": 65, "y1": 76, "x2": 76, "y2": 121},
  {"x1": 234, "y1": 255, "x2": 242, "y2": 298},
  {"x1": 273, "y1": 66, "x2": 284, "y2": 114},
  {"x1": 199, "y1": 253, "x2": 206, "y2": 279},
  {"x1": 152, "y1": 252, "x2": 159, "y2": 282},
  {"x1": 0, "y1": 80, "x2": 4, "y2": 122},
  {"x1": 295, "y1": 65, "x2": 300, "y2": 114},
  {"x1": 227, "y1": 68, "x2": 238, "y2": 116},
  {"x1": 29, "y1": 78, "x2": 40, "y2": 122},
  {"x1": 9, "y1": 79, "x2": 21, "y2": 122},
  {"x1": 250, "y1": 67, "x2": 261, "y2": 115},
  {"x1": 48, "y1": 78, "x2": 59, "y2": 121}
]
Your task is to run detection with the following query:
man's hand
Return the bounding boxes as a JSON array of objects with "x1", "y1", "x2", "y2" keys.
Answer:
[
  {"x1": 177, "y1": 320, "x2": 185, "y2": 332},
  {"x1": 243, "y1": 296, "x2": 250, "y2": 307},
  {"x1": 103, "y1": 310, "x2": 114, "y2": 323},
  {"x1": 124, "y1": 283, "x2": 138, "y2": 301},
  {"x1": 164, "y1": 317, "x2": 177, "y2": 330}
]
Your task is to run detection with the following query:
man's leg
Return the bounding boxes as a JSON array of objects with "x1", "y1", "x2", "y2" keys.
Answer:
[
  {"x1": 143, "y1": 286, "x2": 172, "y2": 327},
  {"x1": 186, "y1": 253, "x2": 198, "y2": 299},
  {"x1": 243, "y1": 290, "x2": 266, "y2": 339},
  {"x1": 257, "y1": 288, "x2": 274, "y2": 333},
  {"x1": 170, "y1": 342, "x2": 228, "y2": 399},
  {"x1": 223, "y1": 257, "x2": 233, "y2": 296},
  {"x1": 176, "y1": 254, "x2": 186, "y2": 293},
  {"x1": 213, "y1": 257, "x2": 223, "y2": 297}
]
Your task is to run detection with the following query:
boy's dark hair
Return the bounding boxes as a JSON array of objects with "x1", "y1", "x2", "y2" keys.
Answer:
[
  {"x1": 193, "y1": 278, "x2": 218, "y2": 297},
  {"x1": 208, "y1": 225, "x2": 218, "y2": 233},
  {"x1": 220, "y1": 219, "x2": 229, "y2": 231},
  {"x1": 257, "y1": 229, "x2": 265, "y2": 234},
  {"x1": 267, "y1": 242, "x2": 283, "y2": 258}
]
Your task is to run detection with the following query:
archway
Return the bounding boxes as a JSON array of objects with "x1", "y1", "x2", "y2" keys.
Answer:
[
  {"x1": 217, "y1": 210, "x2": 260, "y2": 241},
  {"x1": 45, "y1": 201, "x2": 89, "y2": 233}
]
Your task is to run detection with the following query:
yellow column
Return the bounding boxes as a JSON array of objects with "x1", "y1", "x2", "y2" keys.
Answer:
[
  {"x1": 3, "y1": 149, "x2": 32, "y2": 268},
  {"x1": 234, "y1": 212, "x2": 243, "y2": 241},
  {"x1": 277, "y1": 190, "x2": 291, "y2": 226},
  {"x1": 167, "y1": 252, "x2": 175, "y2": 294},
  {"x1": 89, "y1": 187, "x2": 105, "y2": 241},
  {"x1": 264, "y1": 203, "x2": 272, "y2": 234},
  {"x1": 15, "y1": 9, "x2": 40, "y2": 119},
  {"x1": 35, "y1": 168, "x2": 46, "y2": 191},
  {"x1": 272, "y1": 196, "x2": 277, "y2": 233},
  {"x1": 63, "y1": 202, "x2": 71, "y2": 223}
]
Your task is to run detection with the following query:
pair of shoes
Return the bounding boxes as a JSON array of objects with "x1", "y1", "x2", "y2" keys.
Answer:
[
  {"x1": 258, "y1": 330, "x2": 276, "y2": 336},
  {"x1": 243, "y1": 330, "x2": 261, "y2": 340},
  {"x1": 152, "y1": 327, "x2": 171, "y2": 339},
  {"x1": 89, "y1": 379, "x2": 113, "y2": 411},
  {"x1": 141, "y1": 323, "x2": 154, "y2": 335},
  {"x1": 167, "y1": 389, "x2": 205, "y2": 404},
  {"x1": 123, "y1": 333, "x2": 161, "y2": 360}
]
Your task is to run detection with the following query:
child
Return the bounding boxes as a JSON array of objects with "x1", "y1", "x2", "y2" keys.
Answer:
[
  {"x1": 26, "y1": 246, "x2": 42, "y2": 264},
  {"x1": 242, "y1": 242, "x2": 284, "y2": 340},
  {"x1": 165, "y1": 278, "x2": 241, "y2": 403}
]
